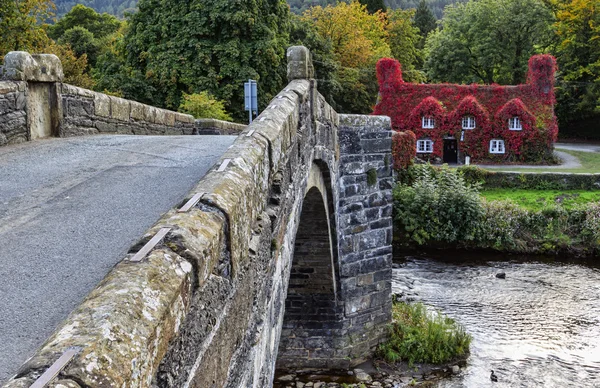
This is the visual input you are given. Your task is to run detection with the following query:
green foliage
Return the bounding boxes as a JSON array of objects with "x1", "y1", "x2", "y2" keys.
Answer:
[
  {"x1": 387, "y1": 8, "x2": 425, "y2": 82},
  {"x1": 394, "y1": 164, "x2": 600, "y2": 255},
  {"x1": 48, "y1": 4, "x2": 121, "y2": 40},
  {"x1": 0, "y1": 0, "x2": 54, "y2": 56},
  {"x1": 480, "y1": 189, "x2": 600, "y2": 211},
  {"x1": 378, "y1": 301, "x2": 471, "y2": 365},
  {"x1": 58, "y1": 26, "x2": 99, "y2": 64},
  {"x1": 359, "y1": 0, "x2": 386, "y2": 14},
  {"x1": 553, "y1": 0, "x2": 600, "y2": 131},
  {"x1": 413, "y1": 0, "x2": 436, "y2": 37},
  {"x1": 53, "y1": 0, "x2": 138, "y2": 17},
  {"x1": 424, "y1": 0, "x2": 554, "y2": 85},
  {"x1": 124, "y1": 0, "x2": 291, "y2": 120},
  {"x1": 394, "y1": 164, "x2": 483, "y2": 244},
  {"x1": 178, "y1": 92, "x2": 233, "y2": 121}
]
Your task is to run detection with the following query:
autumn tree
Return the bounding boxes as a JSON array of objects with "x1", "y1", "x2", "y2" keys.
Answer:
[
  {"x1": 553, "y1": 0, "x2": 600, "y2": 130},
  {"x1": 424, "y1": 0, "x2": 554, "y2": 85},
  {"x1": 387, "y1": 8, "x2": 424, "y2": 82},
  {"x1": 303, "y1": 1, "x2": 390, "y2": 68},
  {"x1": 0, "y1": 0, "x2": 55, "y2": 57},
  {"x1": 302, "y1": 1, "x2": 391, "y2": 113}
]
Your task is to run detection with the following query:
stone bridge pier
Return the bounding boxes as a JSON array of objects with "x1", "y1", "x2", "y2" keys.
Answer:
[{"x1": 3, "y1": 46, "x2": 392, "y2": 388}]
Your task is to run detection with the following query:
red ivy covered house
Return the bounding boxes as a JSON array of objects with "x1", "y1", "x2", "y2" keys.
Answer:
[{"x1": 374, "y1": 55, "x2": 558, "y2": 164}]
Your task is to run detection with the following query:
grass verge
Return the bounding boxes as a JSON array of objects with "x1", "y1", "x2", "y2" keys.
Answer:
[
  {"x1": 480, "y1": 188, "x2": 600, "y2": 211},
  {"x1": 378, "y1": 302, "x2": 471, "y2": 366}
]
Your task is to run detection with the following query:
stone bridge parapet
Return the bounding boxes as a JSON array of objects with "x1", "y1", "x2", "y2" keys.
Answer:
[{"x1": 2, "y1": 46, "x2": 392, "y2": 388}]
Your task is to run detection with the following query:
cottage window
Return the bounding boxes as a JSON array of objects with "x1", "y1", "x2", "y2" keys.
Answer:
[
  {"x1": 417, "y1": 139, "x2": 434, "y2": 153},
  {"x1": 489, "y1": 139, "x2": 506, "y2": 154},
  {"x1": 462, "y1": 116, "x2": 476, "y2": 129},
  {"x1": 508, "y1": 117, "x2": 522, "y2": 130},
  {"x1": 422, "y1": 117, "x2": 435, "y2": 129}
]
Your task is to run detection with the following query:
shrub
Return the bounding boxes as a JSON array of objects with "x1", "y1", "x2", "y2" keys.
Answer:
[
  {"x1": 394, "y1": 164, "x2": 483, "y2": 244},
  {"x1": 179, "y1": 92, "x2": 233, "y2": 121},
  {"x1": 378, "y1": 302, "x2": 471, "y2": 365},
  {"x1": 392, "y1": 130, "x2": 416, "y2": 170}
]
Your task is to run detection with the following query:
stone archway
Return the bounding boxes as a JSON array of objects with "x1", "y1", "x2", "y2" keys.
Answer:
[{"x1": 277, "y1": 162, "x2": 343, "y2": 369}]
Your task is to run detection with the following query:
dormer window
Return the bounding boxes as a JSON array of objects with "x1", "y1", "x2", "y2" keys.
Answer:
[
  {"x1": 462, "y1": 116, "x2": 476, "y2": 129},
  {"x1": 417, "y1": 139, "x2": 434, "y2": 153},
  {"x1": 422, "y1": 117, "x2": 435, "y2": 129},
  {"x1": 509, "y1": 117, "x2": 522, "y2": 130}
]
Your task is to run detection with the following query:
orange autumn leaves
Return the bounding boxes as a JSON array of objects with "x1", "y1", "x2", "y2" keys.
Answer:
[{"x1": 302, "y1": 1, "x2": 391, "y2": 69}]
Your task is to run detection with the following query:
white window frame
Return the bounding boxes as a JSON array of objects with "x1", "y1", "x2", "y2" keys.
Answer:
[
  {"x1": 508, "y1": 116, "x2": 522, "y2": 131},
  {"x1": 462, "y1": 116, "x2": 476, "y2": 130},
  {"x1": 489, "y1": 139, "x2": 506, "y2": 154},
  {"x1": 422, "y1": 116, "x2": 435, "y2": 129},
  {"x1": 417, "y1": 139, "x2": 434, "y2": 153}
]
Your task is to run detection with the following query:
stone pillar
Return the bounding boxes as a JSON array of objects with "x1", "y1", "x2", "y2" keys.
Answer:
[
  {"x1": 2, "y1": 52, "x2": 64, "y2": 140},
  {"x1": 336, "y1": 114, "x2": 393, "y2": 365}
]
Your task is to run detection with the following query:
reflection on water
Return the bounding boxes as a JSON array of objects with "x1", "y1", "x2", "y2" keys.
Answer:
[{"x1": 392, "y1": 255, "x2": 600, "y2": 388}]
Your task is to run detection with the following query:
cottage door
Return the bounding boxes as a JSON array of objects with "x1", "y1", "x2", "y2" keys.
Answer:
[{"x1": 443, "y1": 139, "x2": 458, "y2": 164}]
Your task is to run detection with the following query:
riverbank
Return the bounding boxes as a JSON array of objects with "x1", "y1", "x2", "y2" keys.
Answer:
[
  {"x1": 394, "y1": 164, "x2": 600, "y2": 258},
  {"x1": 274, "y1": 357, "x2": 468, "y2": 388}
]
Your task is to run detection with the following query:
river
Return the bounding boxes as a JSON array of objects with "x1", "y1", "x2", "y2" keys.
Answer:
[{"x1": 392, "y1": 253, "x2": 600, "y2": 388}]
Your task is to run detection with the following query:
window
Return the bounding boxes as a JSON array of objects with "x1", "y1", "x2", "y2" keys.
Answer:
[
  {"x1": 462, "y1": 116, "x2": 476, "y2": 129},
  {"x1": 508, "y1": 117, "x2": 522, "y2": 130},
  {"x1": 417, "y1": 139, "x2": 434, "y2": 153},
  {"x1": 489, "y1": 140, "x2": 505, "y2": 154},
  {"x1": 422, "y1": 116, "x2": 435, "y2": 129}
]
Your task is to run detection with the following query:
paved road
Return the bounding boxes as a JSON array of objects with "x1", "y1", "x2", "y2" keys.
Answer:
[
  {"x1": 0, "y1": 135, "x2": 235, "y2": 382},
  {"x1": 555, "y1": 142, "x2": 600, "y2": 153}
]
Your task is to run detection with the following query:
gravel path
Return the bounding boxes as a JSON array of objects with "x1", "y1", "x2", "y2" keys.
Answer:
[{"x1": 0, "y1": 135, "x2": 235, "y2": 382}]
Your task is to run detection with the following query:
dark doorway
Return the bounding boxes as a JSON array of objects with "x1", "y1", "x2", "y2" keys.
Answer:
[{"x1": 443, "y1": 139, "x2": 458, "y2": 164}]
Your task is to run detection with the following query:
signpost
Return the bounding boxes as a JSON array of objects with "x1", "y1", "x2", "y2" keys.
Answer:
[{"x1": 244, "y1": 79, "x2": 258, "y2": 124}]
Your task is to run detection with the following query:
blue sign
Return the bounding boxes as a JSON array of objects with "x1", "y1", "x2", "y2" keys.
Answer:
[{"x1": 244, "y1": 80, "x2": 258, "y2": 112}]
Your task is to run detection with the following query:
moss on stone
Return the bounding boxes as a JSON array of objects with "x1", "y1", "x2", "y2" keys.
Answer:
[{"x1": 367, "y1": 168, "x2": 378, "y2": 187}]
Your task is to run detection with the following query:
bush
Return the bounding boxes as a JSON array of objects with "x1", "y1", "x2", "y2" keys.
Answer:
[
  {"x1": 394, "y1": 164, "x2": 483, "y2": 244},
  {"x1": 178, "y1": 92, "x2": 233, "y2": 121},
  {"x1": 378, "y1": 301, "x2": 471, "y2": 365},
  {"x1": 392, "y1": 130, "x2": 416, "y2": 170}
]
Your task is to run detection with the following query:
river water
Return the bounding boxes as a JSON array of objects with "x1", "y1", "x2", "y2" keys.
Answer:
[{"x1": 392, "y1": 253, "x2": 600, "y2": 388}]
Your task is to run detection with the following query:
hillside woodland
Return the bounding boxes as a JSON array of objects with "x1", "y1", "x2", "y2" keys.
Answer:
[{"x1": 1, "y1": 0, "x2": 599, "y2": 135}]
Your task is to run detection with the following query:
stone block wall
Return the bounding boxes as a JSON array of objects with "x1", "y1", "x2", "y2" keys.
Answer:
[
  {"x1": 195, "y1": 118, "x2": 246, "y2": 135},
  {"x1": 336, "y1": 114, "x2": 393, "y2": 362},
  {"x1": 0, "y1": 81, "x2": 28, "y2": 146},
  {"x1": 59, "y1": 84, "x2": 196, "y2": 137}
]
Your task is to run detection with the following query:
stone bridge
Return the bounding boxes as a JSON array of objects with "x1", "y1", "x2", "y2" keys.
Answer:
[{"x1": 1, "y1": 46, "x2": 392, "y2": 387}]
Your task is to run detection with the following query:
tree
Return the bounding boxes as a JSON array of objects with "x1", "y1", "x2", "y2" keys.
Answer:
[
  {"x1": 58, "y1": 26, "x2": 100, "y2": 65},
  {"x1": 359, "y1": 0, "x2": 386, "y2": 14},
  {"x1": 553, "y1": 0, "x2": 600, "y2": 128},
  {"x1": 413, "y1": 0, "x2": 436, "y2": 38},
  {"x1": 179, "y1": 92, "x2": 233, "y2": 121},
  {"x1": 302, "y1": 1, "x2": 390, "y2": 68},
  {"x1": 424, "y1": 0, "x2": 554, "y2": 85},
  {"x1": 48, "y1": 4, "x2": 121, "y2": 41},
  {"x1": 124, "y1": 0, "x2": 291, "y2": 120},
  {"x1": 43, "y1": 41, "x2": 95, "y2": 88},
  {"x1": 387, "y1": 8, "x2": 424, "y2": 82},
  {"x1": 289, "y1": 14, "x2": 342, "y2": 110},
  {"x1": 0, "y1": 0, "x2": 55, "y2": 57}
]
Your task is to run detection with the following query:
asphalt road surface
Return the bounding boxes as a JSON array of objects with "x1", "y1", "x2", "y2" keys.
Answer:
[{"x1": 0, "y1": 135, "x2": 236, "y2": 382}]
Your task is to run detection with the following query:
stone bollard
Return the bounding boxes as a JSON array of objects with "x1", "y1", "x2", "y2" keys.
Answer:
[{"x1": 286, "y1": 45, "x2": 314, "y2": 81}]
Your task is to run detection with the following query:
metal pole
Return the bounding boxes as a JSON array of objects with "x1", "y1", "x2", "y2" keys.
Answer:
[{"x1": 248, "y1": 79, "x2": 253, "y2": 124}]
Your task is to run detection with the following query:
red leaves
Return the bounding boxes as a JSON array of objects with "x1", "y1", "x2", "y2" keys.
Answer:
[
  {"x1": 392, "y1": 130, "x2": 416, "y2": 169},
  {"x1": 374, "y1": 56, "x2": 558, "y2": 163}
]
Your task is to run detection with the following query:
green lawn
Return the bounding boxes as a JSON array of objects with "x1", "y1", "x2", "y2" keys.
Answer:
[
  {"x1": 480, "y1": 188, "x2": 600, "y2": 210},
  {"x1": 483, "y1": 149, "x2": 600, "y2": 174}
]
